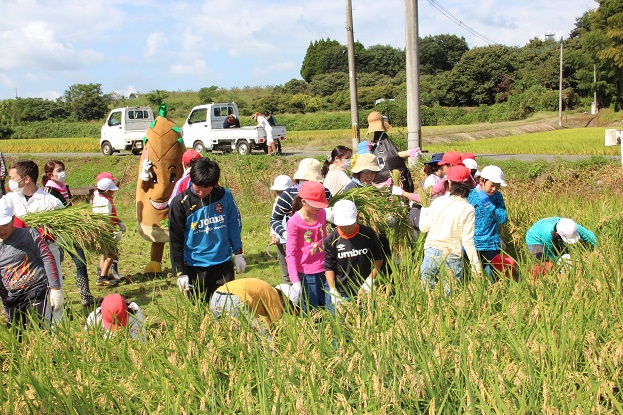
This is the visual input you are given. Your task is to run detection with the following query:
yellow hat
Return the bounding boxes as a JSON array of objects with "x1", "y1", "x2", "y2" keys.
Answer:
[{"x1": 367, "y1": 111, "x2": 391, "y2": 134}]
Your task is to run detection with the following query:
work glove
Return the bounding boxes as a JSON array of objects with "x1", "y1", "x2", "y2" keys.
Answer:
[
  {"x1": 478, "y1": 190, "x2": 492, "y2": 207},
  {"x1": 329, "y1": 288, "x2": 344, "y2": 311},
  {"x1": 289, "y1": 281, "x2": 302, "y2": 304},
  {"x1": 177, "y1": 275, "x2": 190, "y2": 292},
  {"x1": 118, "y1": 220, "x2": 127, "y2": 233},
  {"x1": 139, "y1": 159, "x2": 152, "y2": 182},
  {"x1": 359, "y1": 276, "x2": 375, "y2": 294},
  {"x1": 409, "y1": 147, "x2": 422, "y2": 159},
  {"x1": 391, "y1": 185, "x2": 404, "y2": 197},
  {"x1": 113, "y1": 231, "x2": 122, "y2": 242},
  {"x1": 234, "y1": 254, "x2": 246, "y2": 273},
  {"x1": 324, "y1": 207, "x2": 334, "y2": 224},
  {"x1": 128, "y1": 302, "x2": 140, "y2": 313},
  {"x1": 49, "y1": 289, "x2": 65, "y2": 310}
]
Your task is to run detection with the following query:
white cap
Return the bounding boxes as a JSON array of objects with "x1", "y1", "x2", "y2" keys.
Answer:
[
  {"x1": 462, "y1": 158, "x2": 478, "y2": 170},
  {"x1": 0, "y1": 200, "x2": 14, "y2": 226},
  {"x1": 556, "y1": 218, "x2": 580, "y2": 244},
  {"x1": 333, "y1": 199, "x2": 358, "y2": 226},
  {"x1": 97, "y1": 178, "x2": 119, "y2": 191},
  {"x1": 271, "y1": 175, "x2": 293, "y2": 191},
  {"x1": 480, "y1": 165, "x2": 507, "y2": 187}
]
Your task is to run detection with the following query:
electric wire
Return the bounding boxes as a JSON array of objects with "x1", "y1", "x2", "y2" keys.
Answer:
[{"x1": 427, "y1": 0, "x2": 497, "y2": 45}]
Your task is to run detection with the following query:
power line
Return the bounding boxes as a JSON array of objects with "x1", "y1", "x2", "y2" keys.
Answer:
[{"x1": 426, "y1": 0, "x2": 497, "y2": 45}]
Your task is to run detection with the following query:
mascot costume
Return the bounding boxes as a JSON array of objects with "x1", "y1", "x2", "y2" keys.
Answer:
[{"x1": 136, "y1": 103, "x2": 184, "y2": 273}]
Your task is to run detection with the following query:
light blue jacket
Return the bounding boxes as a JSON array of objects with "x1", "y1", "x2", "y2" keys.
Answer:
[
  {"x1": 525, "y1": 217, "x2": 596, "y2": 260},
  {"x1": 467, "y1": 188, "x2": 507, "y2": 251}
]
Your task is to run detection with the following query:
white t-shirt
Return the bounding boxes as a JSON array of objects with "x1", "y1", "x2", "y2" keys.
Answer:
[{"x1": 256, "y1": 115, "x2": 274, "y2": 144}]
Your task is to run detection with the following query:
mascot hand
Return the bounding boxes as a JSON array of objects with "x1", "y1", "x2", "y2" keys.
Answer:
[{"x1": 139, "y1": 159, "x2": 153, "y2": 182}]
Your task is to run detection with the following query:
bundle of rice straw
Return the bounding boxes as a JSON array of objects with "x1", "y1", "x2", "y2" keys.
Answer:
[
  {"x1": 330, "y1": 184, "x2": 413, "y2": 256},
  {"x1": 21, "y1": 204, "x2": 118, "y2": 256}
]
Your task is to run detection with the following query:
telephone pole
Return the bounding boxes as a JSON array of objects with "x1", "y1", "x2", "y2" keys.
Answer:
[
  {"x1": 405, "y1": 0, "x2": 421, "y2": 162},
  {"x1": 559, "y1": 37, "x2": 563, "y2": 127},
  {"x1": 346, "y1": 0, "x2": 359, "y2": 150}
]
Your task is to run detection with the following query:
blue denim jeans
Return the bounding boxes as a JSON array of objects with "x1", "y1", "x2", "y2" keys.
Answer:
[
  {"x1": 421, "y1": 247, "x2": 463, "y2": 293},
  {"x1": 300, "y1": 272, "x2": 334, "y2": 313}
]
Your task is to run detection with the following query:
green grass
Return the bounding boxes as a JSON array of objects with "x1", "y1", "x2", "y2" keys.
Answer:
[{"x1": 3, "y1": 150, "x2": 623, "y2": 412}]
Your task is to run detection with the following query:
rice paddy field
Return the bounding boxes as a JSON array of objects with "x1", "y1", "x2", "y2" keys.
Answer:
[{"x1": 2, "y1": 127, "x2": 623, "y2": 413}]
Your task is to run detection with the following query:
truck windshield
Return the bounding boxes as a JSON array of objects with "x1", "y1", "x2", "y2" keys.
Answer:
[
  {"x1": 189, "y1": 108, "x2": 207, "y2": 124},
  {"x1": 108, "y1": 112, "x2": 122, "y2": 126}
]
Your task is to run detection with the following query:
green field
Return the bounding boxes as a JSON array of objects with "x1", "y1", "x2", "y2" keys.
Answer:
[{"x1": 2, "y1": 140, "x2": 623, "y2": 412}]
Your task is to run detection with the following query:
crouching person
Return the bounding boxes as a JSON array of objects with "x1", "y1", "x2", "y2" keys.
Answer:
[
  {"x1": 85, "y1": 293, "x2": 145, "y2": 341},
  {"x1": 209, "y1": 278, "x2": 298, "y2": 338},
  {"x1": 0, "y1": 201, "x2": 63, "y2": 333},
  {"x1": 324, "y1": 200, "x2": 384, "y2": 312}
]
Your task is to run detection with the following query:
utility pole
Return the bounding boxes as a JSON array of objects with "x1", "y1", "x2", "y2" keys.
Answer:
[
  {"x1": 559, "y1": 37, "x2": 563, "y2": 128},
  {"x1": 346, "y1": 0, "x2": 359, "y2": 150},
  {"x1": 592, "y1": 64, "x2": 598, "y2": 115},
  {"x1": 405, "y1": 0, "x2": 421, "y2": 164}
]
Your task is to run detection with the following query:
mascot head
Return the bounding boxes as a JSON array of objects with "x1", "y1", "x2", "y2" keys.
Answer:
[{"x1": 136, "y1": 103, "x2": 184, "y2": 243}]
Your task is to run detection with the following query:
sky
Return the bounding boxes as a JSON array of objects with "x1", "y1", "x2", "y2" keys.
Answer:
[{"x1": 0, "y1": 0, "x2": 597, "y2": 101}]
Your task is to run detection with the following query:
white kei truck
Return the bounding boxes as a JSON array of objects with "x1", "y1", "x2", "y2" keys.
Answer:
[
  {"x1": 100, "y1": 106, "x2": 154, "y2": 155},
  {"x1": 182, "y1": 102, "x2": 286, "y2": 155}
]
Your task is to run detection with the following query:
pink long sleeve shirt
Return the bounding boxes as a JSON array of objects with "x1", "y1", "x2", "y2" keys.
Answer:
[{"x1": 285, "y1": 208, "x2": 327, "y2": 283}]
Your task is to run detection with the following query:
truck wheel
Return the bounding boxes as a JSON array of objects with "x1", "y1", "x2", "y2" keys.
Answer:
[
  {"x1": 193, "y1": 141, "x2": 205, "y2": 153},
  {"x1": 101, "y1": 141, "x2": 114, "y2": 156},
  {"x1": 236, "y1": 140, "x2": 251, "y2": 155},
  {"x1": 131, "y1": 148, "x2": 143, "y2": 155}
]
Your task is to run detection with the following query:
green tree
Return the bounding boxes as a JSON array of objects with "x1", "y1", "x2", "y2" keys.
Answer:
[
  {"x1": 358, "y1": 44, "x2": 405, "y2": 76},
  {"x1": 420, "y1": 34, "x2": 469, "y2": 75},
  {"x1": 146, "y1": 90, "x2": 170, "y2": 107},
  {"x1": 198, "y1": 86, "x2": 219, "y2": 103},
  {"x1": 300, "y1": 38, "x2": 347, "y2": 82},
  {"x1": 62, "y1": 83, "x2": 109, "y2": 121}
]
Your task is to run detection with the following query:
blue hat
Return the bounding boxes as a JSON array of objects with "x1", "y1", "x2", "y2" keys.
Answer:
[
  {"x1": 357, "y1": 141, "x2": 371, "y2": 154},
  {"x1": 424, "y1": 153, "x2": 444, "y2": 165}
]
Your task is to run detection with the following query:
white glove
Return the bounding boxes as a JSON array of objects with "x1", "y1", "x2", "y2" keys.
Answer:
[
  {"x1": 177, "y1": 275, "x2": 190, "y2": 292},
  {"x1": 49, "y1": 289, "x2": 65, "y2": 310},
  {"x1": 113, "y1": 231, "x2": 122, "y2": 242},
  {"x1": 329, "y1": 287, "x2": 344, "y2": 311},
  {"x1": 139, "y1": 159, "x2": 152, "y2": 182},
  {"x1": 324, "y1": 207, "x2": 334, "y2": 224},
  {"x1": 289, "y1": 281, "x2": 302, "y2": 304},
  {"x1": 391, "y1": 185, "x2": 404, "y2": 196},
  {"x1": 234, "y1": 254, "x2": 246, "y2": 273},
  {"x1": 128, "y1": 302, "x2": 140, "y2": 313},
  {"x1": 360, "y1": 276, "x2": 375, "y2": 294},
  {"x1": 118, "y1": 221, "x2": 126, "y2": 232}
]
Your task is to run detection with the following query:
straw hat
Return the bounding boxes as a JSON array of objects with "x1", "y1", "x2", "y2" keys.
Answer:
[
  {"x1": 293, "y1": 158, "x2": 323, "y2": 182},
  {"x1": 367, "y1": 111, "x2": 391, "y2": 134},
  {"x1": 351, "y1": 153, "x2": 381, "y2": 173}
]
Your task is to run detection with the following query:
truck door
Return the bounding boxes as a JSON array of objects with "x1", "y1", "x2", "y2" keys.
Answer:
[
  {"x1": 184, "y1": 107, "x2": 209, "y2": 143},
  {"x1": 101, "y1": 110, "x2": 123, "y2": 143}
]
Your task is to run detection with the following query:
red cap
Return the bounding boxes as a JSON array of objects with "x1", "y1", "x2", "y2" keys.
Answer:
[
  {"x1": 298, "y1": 181, "x2": 329, "y2": 208},
  {"x1": 101, "y1": 294, "x2": 129, "y2": 331},
  {"x1": 440, "y1": 151, "x2": 462, "y2": 166},
  {"x1": 97, "y1": 172, "x2": 118, "y2": 182},
  {"x1": 461, "y1": 152, "x2": 476, "y2": 161},
  {"x1": 182, "y1": 150, "x2": 201, "y2": 164},
  {"x1": 446, "y1": 165, "x2": 471, "y2": 183},
  {"x1": 491, "y1": 254, "x2": 518, "y2": 281}
]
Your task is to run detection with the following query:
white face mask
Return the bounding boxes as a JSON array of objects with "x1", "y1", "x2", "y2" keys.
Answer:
[
  {"x1": 55, "y1": 171, "x2": 66, "y2": 182},
  {"x1": 342, "y1": 158, "x2": 352, "y2": 169},
  {"x1": 8, "y1": 179, "x2": 23, "y2": 194}
]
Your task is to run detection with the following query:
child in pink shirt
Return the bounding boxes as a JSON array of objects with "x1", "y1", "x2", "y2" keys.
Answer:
[{"x1": 286, "y1": 181, "x2": 330, "y2": 312}]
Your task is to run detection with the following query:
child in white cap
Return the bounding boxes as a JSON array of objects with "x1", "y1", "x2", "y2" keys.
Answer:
[
  {"x1": 324, "y1": 200, "x2": 384, "y2": 312},
  {"x1": 92, "y1": 177, "x2": 124, "y2": 287},
  {"x1": 270, "y1": 175, "x2": 293, "y2": 283},
  {"x1": 526, "y1": 217, "x2": 596, "y2": 262}
]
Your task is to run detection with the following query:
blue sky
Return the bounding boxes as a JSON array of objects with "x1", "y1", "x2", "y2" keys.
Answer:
[{"x1": 0, "y1": 0, "x2": 597, "y2": 100}]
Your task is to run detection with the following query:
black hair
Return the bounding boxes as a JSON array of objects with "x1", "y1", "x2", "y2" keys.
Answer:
[
  {"x1": 42, "y1": 160, "x2": 65, "y2": 186},
  {"x1": 448, "y1": 180, "x2": 471, "y2": 198},
  {"x1": 263, "y1": 110, "x2": 271, "y2": 117},
  {"x1": 190, "y1": 157, "x2": 220, "y2": 187},
  {"x1": 321, "y1": 145, "x2": 352, "y2": 177},
  {"x1": 10, "y1": 160, "x2": 38, "y2": 183},
  {"x1": 423, "y1": 163, "x2": 441, "y2": 176},
  {"x1": 292, "y1": 195, "x2": 303, "y2": 213}
]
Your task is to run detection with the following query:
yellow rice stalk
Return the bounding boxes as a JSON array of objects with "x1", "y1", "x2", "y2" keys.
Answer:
[
  {"x1": 21, "y1": 204, "x2": 118, "y2": 256},
  {"x1": 330, "y1": 184, "x2": 414, "y2": 256}
]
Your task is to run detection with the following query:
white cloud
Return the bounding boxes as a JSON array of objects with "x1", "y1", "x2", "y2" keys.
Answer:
[{"x1": 144, "y1": 32, "x2": 168, "y2": 58}]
